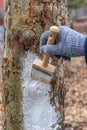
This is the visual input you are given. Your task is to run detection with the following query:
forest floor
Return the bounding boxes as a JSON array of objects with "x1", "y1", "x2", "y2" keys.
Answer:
[
  {"x1": 64, "y1": 21, "x2": 87, "y2": 130},
  {"x1": 64, "y1": 57, "x2": 87, "y2": 130}
]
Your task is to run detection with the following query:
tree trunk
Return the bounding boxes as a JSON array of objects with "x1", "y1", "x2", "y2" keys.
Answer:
[{"x1": 2, "y1": 0, "x2": 71, "y2": 130}]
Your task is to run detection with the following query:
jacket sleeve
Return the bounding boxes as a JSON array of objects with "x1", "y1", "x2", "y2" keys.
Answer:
[{"x1": 85, "y1": 37, "x2": 87, "y2": 64}]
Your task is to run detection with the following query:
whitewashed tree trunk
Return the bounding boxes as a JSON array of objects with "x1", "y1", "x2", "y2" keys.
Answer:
[{"x1": 2, "y1": 0, "x2": 71, "y2": 130}]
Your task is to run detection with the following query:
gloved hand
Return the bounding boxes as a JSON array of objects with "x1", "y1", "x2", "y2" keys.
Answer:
[{"x1": 40, "y1": 26, "x2": 86, "y2": 57}]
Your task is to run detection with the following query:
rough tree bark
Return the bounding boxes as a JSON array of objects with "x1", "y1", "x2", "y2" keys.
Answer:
[{"x1": 2, "y1": 0, "x2": 71, "y2": 130}]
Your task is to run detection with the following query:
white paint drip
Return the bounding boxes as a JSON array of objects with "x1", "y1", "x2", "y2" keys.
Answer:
[{"x1": 21, "y1": 52, "x2": 60, "y2": 130}]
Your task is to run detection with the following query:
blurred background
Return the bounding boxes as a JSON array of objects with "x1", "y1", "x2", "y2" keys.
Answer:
[
  {"x1": 69, "y1": 0, "x2": 87, "y2": 34},
  {"x1": 0, "y1": 0, "x2": 4, "y2": 25},
  {"x1": 0, "y1": 0, "x2": 87, "y2": 129}
]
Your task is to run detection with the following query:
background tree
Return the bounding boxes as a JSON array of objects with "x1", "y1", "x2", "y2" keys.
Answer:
[
  {"x1": 68, "y1": 0, "x2": 84, "y2": 9},
  {"x1": 0, "y1": 0, "x2": 4, "y2": 25}
]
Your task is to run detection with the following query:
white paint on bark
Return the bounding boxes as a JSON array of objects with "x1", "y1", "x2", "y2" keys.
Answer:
[{"x1": 21, "y1": 52, "x2": 60, "y2": 130}]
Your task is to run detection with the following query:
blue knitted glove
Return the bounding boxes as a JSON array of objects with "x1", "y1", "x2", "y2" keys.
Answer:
[{"x1": 40, "y1": 26, "x2": 86, "y2": 57}]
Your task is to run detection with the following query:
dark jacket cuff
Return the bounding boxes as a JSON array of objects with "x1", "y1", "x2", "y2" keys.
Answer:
[{"x1": 85, "y1": 37, "x2": 87, "y2": 64}]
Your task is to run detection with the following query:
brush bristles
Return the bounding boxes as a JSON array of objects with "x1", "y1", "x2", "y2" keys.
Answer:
[
  {"x1": 31, "y1": 68, "x2": 53, "y2": 84},
  {"x1": 31, "y1": 59, "x2": 56, "y2": 83}
]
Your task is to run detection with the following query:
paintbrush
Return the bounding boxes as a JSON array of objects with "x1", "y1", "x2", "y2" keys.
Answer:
[{"x1": 31, "y1": 26, "x2": 59, "y2": 83}]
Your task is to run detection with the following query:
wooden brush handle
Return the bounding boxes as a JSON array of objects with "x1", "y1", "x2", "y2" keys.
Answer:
[{"x1": 42, "y1": 26, "x2": 59, "y2": 68}]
